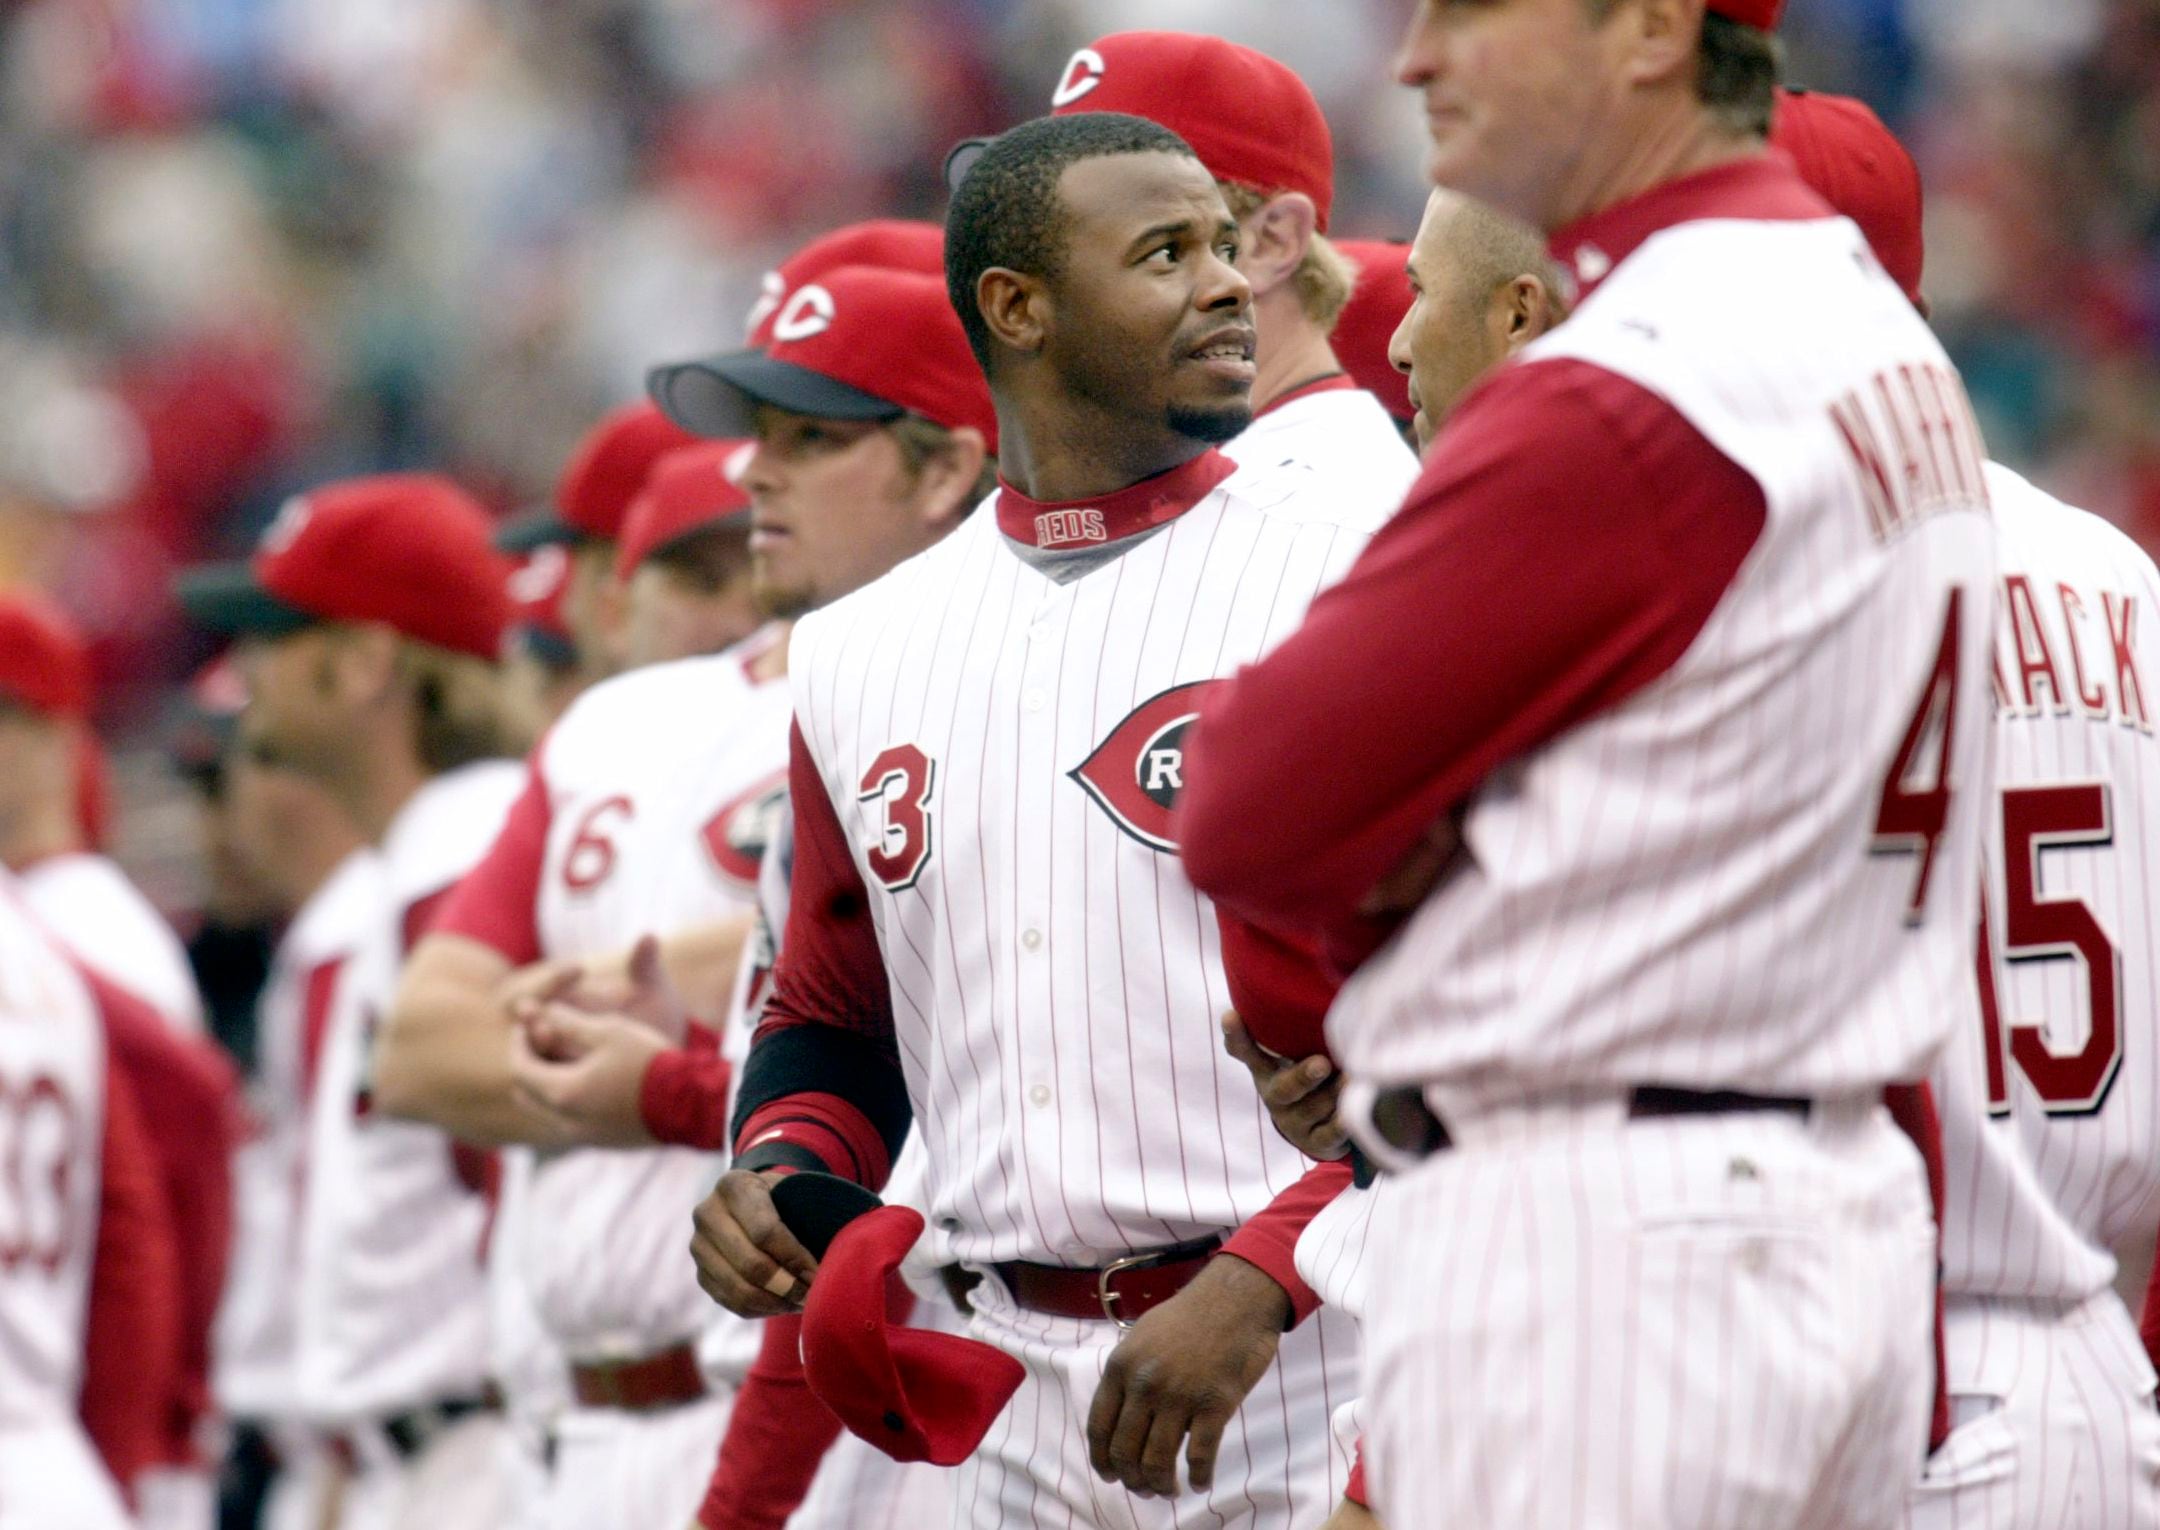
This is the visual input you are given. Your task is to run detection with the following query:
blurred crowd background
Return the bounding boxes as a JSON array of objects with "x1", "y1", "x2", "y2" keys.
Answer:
[{"x1": 3, "y1": 0, "x2": 2157, "y2": 932}]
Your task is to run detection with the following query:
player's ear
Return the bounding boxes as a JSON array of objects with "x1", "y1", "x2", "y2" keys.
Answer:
[
  {"x1": 913, "y1": 426, "x2": 988, "y2": 527},
  {"x1": 1498, "y1": 274, "x2": 1555, "y2": 350},
  {"x1": 976, "y1": 268, "x2": 1049, "y2": 358},
  {"x1": 1619, "y1": 0, "x2": 1705, "y2": 91},
  {"x1": 1237, "y1": 193, "x2": 1316, "y2": 301}
]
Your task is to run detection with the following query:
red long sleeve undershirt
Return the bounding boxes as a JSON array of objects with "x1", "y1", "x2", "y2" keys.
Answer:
[
  {"x1": 86, "y1": 971, "x2": 239, "y2": 1471},
  {"x1": 695, "y1": 1315, "x2": 845, "y2": 1530},
  {"x1": 1175, "y1": 357, "x2": 1768, "y2": 948}
]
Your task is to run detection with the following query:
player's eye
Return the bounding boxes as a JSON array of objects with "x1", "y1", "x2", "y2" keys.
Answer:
[{"x1": 1145, "y1": 242, "x2": 1181, "y2": 266}]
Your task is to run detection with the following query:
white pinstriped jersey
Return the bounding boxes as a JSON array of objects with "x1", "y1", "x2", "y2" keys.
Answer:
[
  {"x1": 214, "y1": 848, "x2": 384, "y2": 1422},
  {"x1": 0, "y1": 876, "x2": 106, "y2": 1429},
  {"x1": 20, "y1": 851, "x2": 205, "y2": 1034},
  {"x1": 297, "y1": 761, "x2": 522, "y2": 1422},
  {"x1": 520, "y1": 641, "x2": 789, "y2": 1365},
  {"x1": 788, "y1": 457, "x2": 1387, "y2": 1268},
  {"x1": 1328, "y1": 213, "x2": 1997, "y2": 1109},
  {"x1": 1938, "y1": 462, "x2": 2160, "y2": 1308},
  {"x1": 1221, "y1": 383, "x2": 1418, "y2": 513}
]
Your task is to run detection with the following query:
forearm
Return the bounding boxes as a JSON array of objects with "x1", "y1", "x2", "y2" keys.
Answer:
[
  {"x1": 375, "y1": 938, "x2": 571, "y2": 1145},
  {"x1": 658, "y1": 914, "x2": 755, "y2": 1021}
]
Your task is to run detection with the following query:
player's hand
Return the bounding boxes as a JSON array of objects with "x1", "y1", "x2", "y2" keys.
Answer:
[
  {"x1": 689, "y1": 1169, "x2": 820, "y2": 1318},
  {"x1": 497, "y1": 935, "x2": 688, "y2": 1043},
  {"x1": 1221, "y1": 1012, "x2": 1349, "y2": 1161},
  {"x1": 505, "y1": 1004, "x2": 664, "y2": 1146},
  {"x1": 1086, "y1": 1254, "x2": 1289, "y2": 1498},
  {"x1": 1317, "y1": 1498, "x2": 1384, "y2": 1530}
]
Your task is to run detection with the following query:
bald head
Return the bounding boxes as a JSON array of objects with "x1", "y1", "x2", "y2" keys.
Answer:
[{"x1": 1388, "y1": 189, "x2": 1567, "y2": 449}]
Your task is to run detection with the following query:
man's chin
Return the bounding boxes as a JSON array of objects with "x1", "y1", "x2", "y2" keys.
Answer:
[{"x1": 1166, "y1": 401, "x2": 1255, "y2": 446}]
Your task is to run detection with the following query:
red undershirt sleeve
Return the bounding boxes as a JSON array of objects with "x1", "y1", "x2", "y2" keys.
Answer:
[
  {"x1": 1176, "y1": 357, "x2": 1769, "y2": 940},
  {"x1": 89, "y1": 972, "x2": 239, "y2": 1470},
  {"x1": 1218, "y1": 1158, "x2": 1355, "y2": 1327},
  {"x1": 2144, "y1": 1237, "x2": 2160, "y2": 1373},
  {"x1": 429, "y1": 755, "x2": 552, "y2": 967},
  {"x1": 639, "y1": 1048, "x2": 733, "y2": 1151},
  {"x1": 731, "y1": 722, "x2": 908, "y2": 1189}
]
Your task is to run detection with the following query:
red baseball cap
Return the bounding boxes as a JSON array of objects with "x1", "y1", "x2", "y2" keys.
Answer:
[
  {"x1": 497, "y1": 402, "x2": 703, "y2": 551},
  {"x1": 650, "y1": 266, "x2": 996, "y2": 446},
  {"x1": 505, "y1": 545, "x2": 577, "y2": 668},
  {"x1": 1334, "y1": 241, "x2": 1416, "y2": 423},
  {"x1": 1771, "y1": 87, "x2": 1925, "y2": 308},
  {"x1": 0, "y1": 590, "x2": 93, "y2": 717},
  {"x1": 1049, "y1": 32, "x2": 1334, "y2": 230},
  {"x1": 176, "y1": 473, "x2": 512, "y2": 661},
  {"x1": 800, "y1": 1205, "x2": 1026, "y2": 1466},
  {"x1": 747, "y1": 221, "x2": 946, "y2": 347},
  {"x1": 1710, "y1": 0, "x2": 1784, "y2": 26},
  {"x1": 614, "y1": 440, "x2": 755, "y2": 582}
]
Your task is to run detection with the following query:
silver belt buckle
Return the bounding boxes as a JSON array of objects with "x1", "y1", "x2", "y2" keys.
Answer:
[{"x1": 1095, "y1": 1249, "x2": 1167, "y2": 1329}]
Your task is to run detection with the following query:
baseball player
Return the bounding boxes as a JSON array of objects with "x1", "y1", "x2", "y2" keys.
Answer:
[
  {"x1": 1329, "y1": 241, "x2": 1419, "y2": 443},
  {"x1": 0, "y1": 591, "x2": 206, "y2": 1034},
  {"x1": 685, "y1": 112, "x2": 1377, "y2": 1530},
  {"x1": 501, "y1": 546, "x2": 587, "y2": 751},
  {"x1": 1176, "y1": 5, "x2": 1996, "y2": 1528},
  {"x1": 0, "y1": 591, "x2": 240, "y2": 1530},
  {"x1": 0, "y1": 870, "x2": 138, "y2": 1530},
  {"x1": 209, "y1": 745, "x2": 381, "y2": 1530},
  {"x1": 179, "y1": 471, "x2": 524, "y2": 1530},
  {"x1": 614, "y1": 440, "x2": 764, "y2": 670},
  {"x1": 1760, "y1": 84, "x2": 2160, "y2": 1525},
  {"x1": 381, "y1": 263, "x2": 992, "y2": 1530},
  {"x1": 495, "y1": 400, "x2": 704, "y2": 687},
  {"x1": 1042, "y1": 32, "x2": 1416, "y2": 506}
]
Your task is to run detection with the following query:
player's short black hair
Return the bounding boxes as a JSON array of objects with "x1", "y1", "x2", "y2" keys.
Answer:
[{"x1": 945, "y1": 112, "x2": 1199, "y2": 369}]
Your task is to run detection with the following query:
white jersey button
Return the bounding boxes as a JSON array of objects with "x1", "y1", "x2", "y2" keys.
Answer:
[
  {"x1": 1028, "y1": 1084, "x2": 1052, "y2": 1108},
  {"x1": 1023, "y1": 688, "x2": 1046, "y2": 713},
  {"x1": 1021, "y1": 928, "x2": 1043, "y2": 951}
]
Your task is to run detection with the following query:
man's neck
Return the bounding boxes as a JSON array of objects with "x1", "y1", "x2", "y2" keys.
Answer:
[
  {"x1": 994, "y1": 390, "x2": 1217, "y2": 505},
  {"x1": 0, "y1": 803, "x2": 83, "y2": 872},
  {"x1": 341, "y1": 748, "x2": 431, "y2": 846},
  {"x1": 1557, "y1": 114, "x2": 1765, "y2": 234},
  {"x1": 1250, "y1": 301, "x2": 1342, "y2": 416}
]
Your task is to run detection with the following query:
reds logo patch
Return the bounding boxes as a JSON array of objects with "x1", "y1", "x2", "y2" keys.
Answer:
[
  {"x1": 701, "y1": 770, "x2": 790, "y2": 889},
  {"x1": 1068, "y1": 680, "x2": 1213, "y2": 852},
  {"x1": 773, "y1": 284, "x2": 837, "y2": 343}
]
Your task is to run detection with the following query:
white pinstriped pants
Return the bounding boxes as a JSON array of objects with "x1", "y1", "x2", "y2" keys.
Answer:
[
  {"x1": 950, "y1": 1276, "x2": 1359, "y2": 1530},
  {"x1": 1906, "y1": 1290, "x2": 2160, "y2": 1529},
  {"x1": 1360, "y1": 1101, "x2": 1938, "y2": 1530}
]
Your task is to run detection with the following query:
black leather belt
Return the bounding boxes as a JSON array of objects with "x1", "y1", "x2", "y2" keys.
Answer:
[{"x1": 1371, "y1": 1084, "x2": 1813, "y2": 1164}]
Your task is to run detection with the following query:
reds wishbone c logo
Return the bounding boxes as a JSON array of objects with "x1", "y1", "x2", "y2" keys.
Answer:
[
  {"x1": 1051, "y1": 48, "x2": 1106, "y2": 108},
  {"x1": 772, "y1": 285, "x2": 837, "y2": 343},
  {"x1": 1068, "y1": 680, "x2": 1214, "y2": 852},
  {"x1": 744, "y1": 269, "x2": 786, "y2": 340}
]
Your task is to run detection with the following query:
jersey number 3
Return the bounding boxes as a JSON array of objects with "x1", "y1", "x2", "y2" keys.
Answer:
[
  {"x1": 1979, "y1": 783, "x2": 2122, "y2": 1116},
  {"x1": 859, "y1": 745, "x2": 936, "y2": 892}
]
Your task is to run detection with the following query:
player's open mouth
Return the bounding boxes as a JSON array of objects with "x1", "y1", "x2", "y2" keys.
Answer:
[
  {"x1": 1186, "y1": 326, "x2": 1258, "y2": 383},
  {"x1": 750, "y1": 522, "x2": 792, "y2": 551}
]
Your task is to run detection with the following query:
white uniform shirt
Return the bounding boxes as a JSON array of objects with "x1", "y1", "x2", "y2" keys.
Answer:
[
  {"x1": 213, "y1": 848, "x2": 384, "y2": 1423},
  {"x1": 782, "y1": 450, "x2": 1387, "y2": 1268},
  {"x1": 296, "y1": 762, "x2": 521, "y2": 1422},
  {"x1": 512, "y1": 646, "x2": 788, "y2": 1364},
  {"x1": 20, "y1": 850, "x2": 205, "y2": 1034},
  {"x1": 1325, "y1": 205, "x2": 1998, "y2": 1112},
  {"x1": 1222, "y1": 378, "x2": 1417, "y2": 515},
  {"x1": 1935, "y1": 462, "x2": 2160, "y2": 1318}
]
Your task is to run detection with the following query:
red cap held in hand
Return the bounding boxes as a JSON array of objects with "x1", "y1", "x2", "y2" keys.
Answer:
[
  {"x1": 614, "y1": 441, "x2": 755, "y2": 582},
  {"x1": 1771, "y1": 87, "x2": 1925, "y2": 309},
  {"x1": 0, "y1": 591, "x2": 93, "y2": 717},
  {"x1": 176, "y1": 474, "x2": 511, "y2": 660},
  {"x1": 1050, "y1": 32, "x2": 1334, "y2": 230},
  {"x1": 1333, "y1": 241, "x2": 1416, "y2": 424},
  {"x1": 651, "y1": 266, "x2": 996, "y2": 448},
  {"x1": 747, "y1": 221, "x2": 946, "y2": 346},
  {"x1": 800, "y1": 1206, "x2": 1024, "y2": 1466}
]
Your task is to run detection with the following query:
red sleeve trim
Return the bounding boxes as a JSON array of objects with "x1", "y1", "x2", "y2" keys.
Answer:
[
  {"x1": 734, "y1": 1092, "x2": 892, "y2": 1189},
  {"x1": 637, "y1": 1047, "x2": 733, "y2": 1152},
  {"x1": 1177, "y1": 357, "x2": 1768, "y2": 937},
  {"x1": 2143, "y1": 1236, "x2": 2160, "y2": 1374},
  {"x1": 1345, "y1": 1443, "x2": 1368, "y2": 1507},
  {"x1": 428, "y1": 758, "x2": 552, "y2": 966},
  {"x1": 1219, "y1": 1159, "x2": 1354, "y2": 1327}
]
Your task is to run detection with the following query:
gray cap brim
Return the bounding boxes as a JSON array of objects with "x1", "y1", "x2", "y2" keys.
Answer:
[{"x1": 647, "y1": 352, "x2": 902, "y2": 439}]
